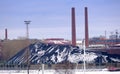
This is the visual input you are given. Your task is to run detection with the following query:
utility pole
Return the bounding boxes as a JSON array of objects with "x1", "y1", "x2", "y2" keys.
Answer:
[
  {"x1": 116, "y1": 30, "x2": 118, "y2": 44},
  {"x1": 105, "y1": 30, "x2": 107, "y2": 48},
  {"x1": 24, "y1": 20, "x2": 31, "y2": 74}
]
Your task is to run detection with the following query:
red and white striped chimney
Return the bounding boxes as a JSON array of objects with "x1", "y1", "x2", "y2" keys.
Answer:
[
  {"x1": 71, "y1": 7, "x2": 76, "y2": 46},
  {"x1": 85, "y1": 7, "x2": 89, "y2": 47}
]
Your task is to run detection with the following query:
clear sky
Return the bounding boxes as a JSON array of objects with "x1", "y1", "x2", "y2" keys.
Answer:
[{"x1": 0, "y1": 0, "x2": 120, "y2": 40}]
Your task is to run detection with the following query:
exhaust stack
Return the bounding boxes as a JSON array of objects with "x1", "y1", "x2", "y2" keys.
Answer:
[
  {"x1": 71, "y1": 7, "x2": 76, "y2": 46},
  {"x1": 85, "y1": 7, "x2": 89, "y2": 47}
]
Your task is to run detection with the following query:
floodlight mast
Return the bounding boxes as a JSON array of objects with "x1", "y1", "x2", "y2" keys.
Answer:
[
  {"x1": 24, "y1": 21, "x2": 31, "y2": 39},
  {"x1": 24, "y1": 20, "x2": 31, "y2": 74}
]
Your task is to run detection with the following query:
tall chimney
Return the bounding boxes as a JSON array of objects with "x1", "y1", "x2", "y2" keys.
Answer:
[
  {"x1": 85, "y1": 7, "x2": 89, "y2": 47},
  {"x1": 71, "y1": 7, "x2": 76, "y2": 46},
  {"x1": 5, "y1": 28, "x2": 8, "y2": 40}
]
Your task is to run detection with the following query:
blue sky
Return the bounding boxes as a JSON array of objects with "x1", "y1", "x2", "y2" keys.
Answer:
[{"x1": 0, "y1": 0, "x2": 120, "y2": 40}]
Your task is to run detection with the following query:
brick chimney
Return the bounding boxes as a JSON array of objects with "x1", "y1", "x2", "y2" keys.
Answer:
[
  {"x1": 71, "y1": 7, "x2": 76, "y2": 46},
  {"x1": 5, "y1": 28, "x2": 8, "y2": 40},
  {"x1": 85, "y1": 7, "x2": 89, "y2": 47}
]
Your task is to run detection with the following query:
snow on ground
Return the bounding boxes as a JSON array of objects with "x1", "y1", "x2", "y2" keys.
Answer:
[{"x1": 0, "y1": 70, "x2": 120, "y2": 74}]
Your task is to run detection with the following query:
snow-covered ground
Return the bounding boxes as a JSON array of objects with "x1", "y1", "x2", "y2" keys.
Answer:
[{"x1": 0, "y1": 70, "x2": 120, "y2": 74}]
